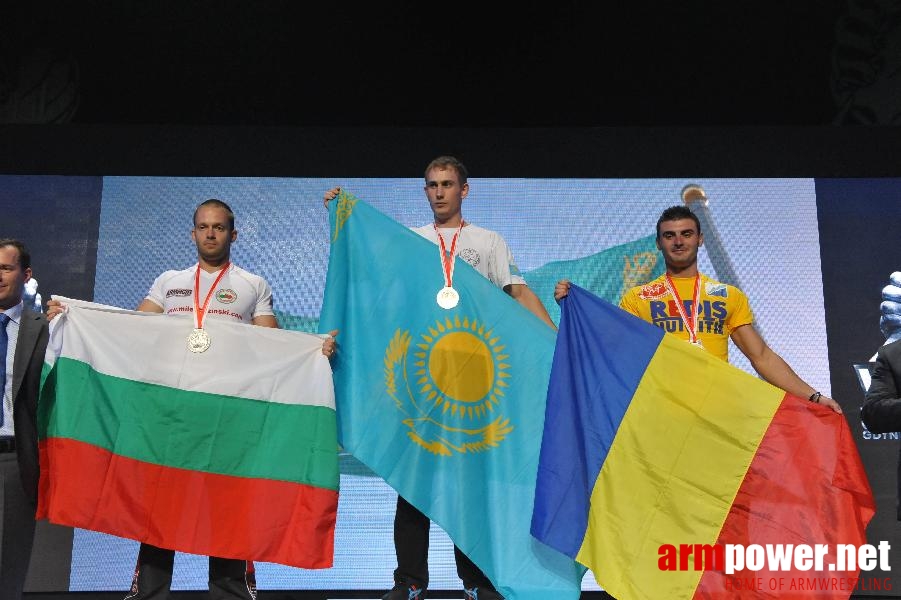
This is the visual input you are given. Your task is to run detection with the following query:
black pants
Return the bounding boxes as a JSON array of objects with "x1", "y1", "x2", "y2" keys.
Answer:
[
  {"x1": 0, "y1": 453, "x2": 36, "y2": 600},
  {"x1": 124, "y1": 542, "x2": 256, "y2": 600},
  {"x1": 393, "y1": 495, "x2": 497, "y2": 592}
]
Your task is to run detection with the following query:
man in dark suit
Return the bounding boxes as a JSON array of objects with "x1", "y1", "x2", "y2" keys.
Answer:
[
  {"x1": 862, "y1": 338, "x2": 901, "y2": 519},
  {"x1": 0, "y1": 238, "x2": 49, "y2": 600}
]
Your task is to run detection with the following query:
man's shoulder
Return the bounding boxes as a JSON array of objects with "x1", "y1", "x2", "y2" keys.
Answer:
[
  {"x1": 19, "y1": 307, "x2": 49, "y2": 347},
  {"x1": 413, "y1": 223, "x2": 509, "y2": 251},
  {"x1": 878, "y1": 338, "x2": 901, "y2": 363},
  {"x1": 153, "y1": 266, "x2": 193, "y2": 281},
  {"x1": 228, "y1": 264, "x2": 271, "y2": 287},
  {"x1": 462, "y1": 223, "x2": 508, "y2": 247},
  {"x1": 21, "y1": 306, "x2": 48, "y2": 325},
  {"x1": 463, "y1": 222, "x2": 495, "y2": 234}
]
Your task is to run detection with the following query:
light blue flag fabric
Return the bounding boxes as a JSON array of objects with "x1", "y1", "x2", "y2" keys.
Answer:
[
  {"x1": 522, "y1": 235, "x2": 664, "y2": 326},
  {"x1": 319, "y1": 191, "x2": 585, "y2": 600}
]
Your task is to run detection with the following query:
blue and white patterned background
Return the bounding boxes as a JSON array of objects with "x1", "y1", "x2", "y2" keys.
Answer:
[{"x1": 73, "y1": 176, "x2": 827, "y2": 592}]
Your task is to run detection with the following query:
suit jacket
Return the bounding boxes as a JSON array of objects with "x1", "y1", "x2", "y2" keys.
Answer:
[
  {"x1": 861, "y1": 338, "x2": 901, "y2": 519},
  {"x1": 10, "y1": 307, "x2": 49, "y2": 506}
]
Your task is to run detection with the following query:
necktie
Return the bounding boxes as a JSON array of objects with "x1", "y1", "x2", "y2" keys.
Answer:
[{"x1": 0, "y1": 313, "x2": 9, "y2": 427}]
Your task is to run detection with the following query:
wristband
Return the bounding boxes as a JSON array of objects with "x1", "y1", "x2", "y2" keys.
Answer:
[{"x1": 808, "y1": 391, "x2": 822, "y2": 403}]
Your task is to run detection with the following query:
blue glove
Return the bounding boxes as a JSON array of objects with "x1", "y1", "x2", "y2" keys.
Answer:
[{"x1": 880, "y1": 271, "x2": 901, "y2": 343}]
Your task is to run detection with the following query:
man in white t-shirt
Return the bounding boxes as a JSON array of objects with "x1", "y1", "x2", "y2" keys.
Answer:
[
  {"x1": 324, "y1": 156, "x2": 554, "y2": 600},
  {"x1": 50, "y1": 199, "x2": 337, "y2": 600},
  {"x1": 128, "y1": 199, "x2": 279, "y2": 599}
]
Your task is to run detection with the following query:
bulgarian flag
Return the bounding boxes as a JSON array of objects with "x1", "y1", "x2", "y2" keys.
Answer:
[{"x1": 37, "y1": 297, "x2": 339, "y2": 569}]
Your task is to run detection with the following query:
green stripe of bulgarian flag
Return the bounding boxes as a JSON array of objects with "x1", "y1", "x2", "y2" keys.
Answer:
[{"x1": 40, "y1": 357, "x2": 338, "y2": 490}]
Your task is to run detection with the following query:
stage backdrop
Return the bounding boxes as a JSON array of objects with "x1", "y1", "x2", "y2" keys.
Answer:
[{"x1": 3, "y1": 174, "x2": 893, "y2": 593}]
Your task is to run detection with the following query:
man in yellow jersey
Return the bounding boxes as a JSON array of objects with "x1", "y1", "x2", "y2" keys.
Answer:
[{"x1": 555, "y1": 204, "x2": 842, "y2": 414}]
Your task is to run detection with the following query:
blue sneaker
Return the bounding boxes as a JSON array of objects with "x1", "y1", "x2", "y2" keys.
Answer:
[
  {"x1": 382, "y1": 582, "x2": 426, "y2": 599},
  {"x1": 464, "y1": 587, "x2": 503, "y2": 600}
]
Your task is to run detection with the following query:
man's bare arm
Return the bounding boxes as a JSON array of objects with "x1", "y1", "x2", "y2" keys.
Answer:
[
  {"x1": 731, "y1": 324, "x2": 841, "y2": 414},
  {"x1": 506, "y1": 283, "x2": 556, "y2": 330},
  {"x1": 251, "y1": 314, "x2": 279, "y2": 328},
  {"x1": 136, "y1": 299, "x2": 164, "y2": 313}
]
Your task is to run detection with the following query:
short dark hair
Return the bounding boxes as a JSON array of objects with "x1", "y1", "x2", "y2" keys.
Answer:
[
  {"x1": 0, "y1": 238, "x2": 31, "y2": 270},
  {"x1": 424, "y1": 156, "x2": 468, "y2": 185},
  {"x1": 193, "y1": 199, "x2": 235, "y2": 230},
  {"x1": 656, "y1": 205, "x2": 701, "y2": 239}
]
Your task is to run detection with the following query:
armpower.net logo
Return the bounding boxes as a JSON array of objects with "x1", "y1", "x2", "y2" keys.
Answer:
[{"x1": 659, "y1": 542, "x2": 892, "y2": 593}]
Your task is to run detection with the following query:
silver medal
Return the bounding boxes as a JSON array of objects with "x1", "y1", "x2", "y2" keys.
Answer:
[
  {"x1": 188, "y1": 328, "x2": 211, "y2": 353},
  {"x1": 436, "y1": 286, "x2": 460, "y2": 310}
]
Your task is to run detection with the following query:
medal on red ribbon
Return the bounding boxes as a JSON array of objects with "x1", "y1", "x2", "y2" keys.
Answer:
[
  {"x1": 434, "y1": 221, "x2": 464, "y2": 310},
  {"x1": 188, "y1": 262, "x2": 230, "y2": 353},
  {"x1": 663, "y1": 273, "x2": 704, "y2": 350}
]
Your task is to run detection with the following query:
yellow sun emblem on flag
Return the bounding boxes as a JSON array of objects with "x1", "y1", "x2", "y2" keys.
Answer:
[{"x1": 384, "y1": 314, "x2": 514, "y2": 456}]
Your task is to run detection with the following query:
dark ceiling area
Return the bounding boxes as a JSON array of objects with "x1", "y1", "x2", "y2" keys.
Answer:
[{"x1": 3, "y1": 2, "x2": 899, "y2": 127}]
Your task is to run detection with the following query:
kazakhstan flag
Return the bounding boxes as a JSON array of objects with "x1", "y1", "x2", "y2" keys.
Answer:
[
  {"x1": 523, "y1": 234, "x2": 664, "y2": 326},
  {"x1": 319, "y1": 191, "x2": 585, "y2": 600}
]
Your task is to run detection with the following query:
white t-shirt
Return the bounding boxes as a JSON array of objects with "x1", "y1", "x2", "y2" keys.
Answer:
[
  {"x1": 145, "y1": 263, "x2": 275, "y2": 324},
  {"x1": 412, "y1": 223, "x2": 526, "y2": 290}
]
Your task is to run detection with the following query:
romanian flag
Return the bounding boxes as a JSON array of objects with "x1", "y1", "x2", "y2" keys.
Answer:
[
  {"x1": 531, "y1": 284, "x2": 875, "y2": 599},
  {"x1": 37, "y1": 298, "x2": 339, "y2": 568},
  {"x1": 319, "y1": 192, "x2": 585, "y2": 599}
]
